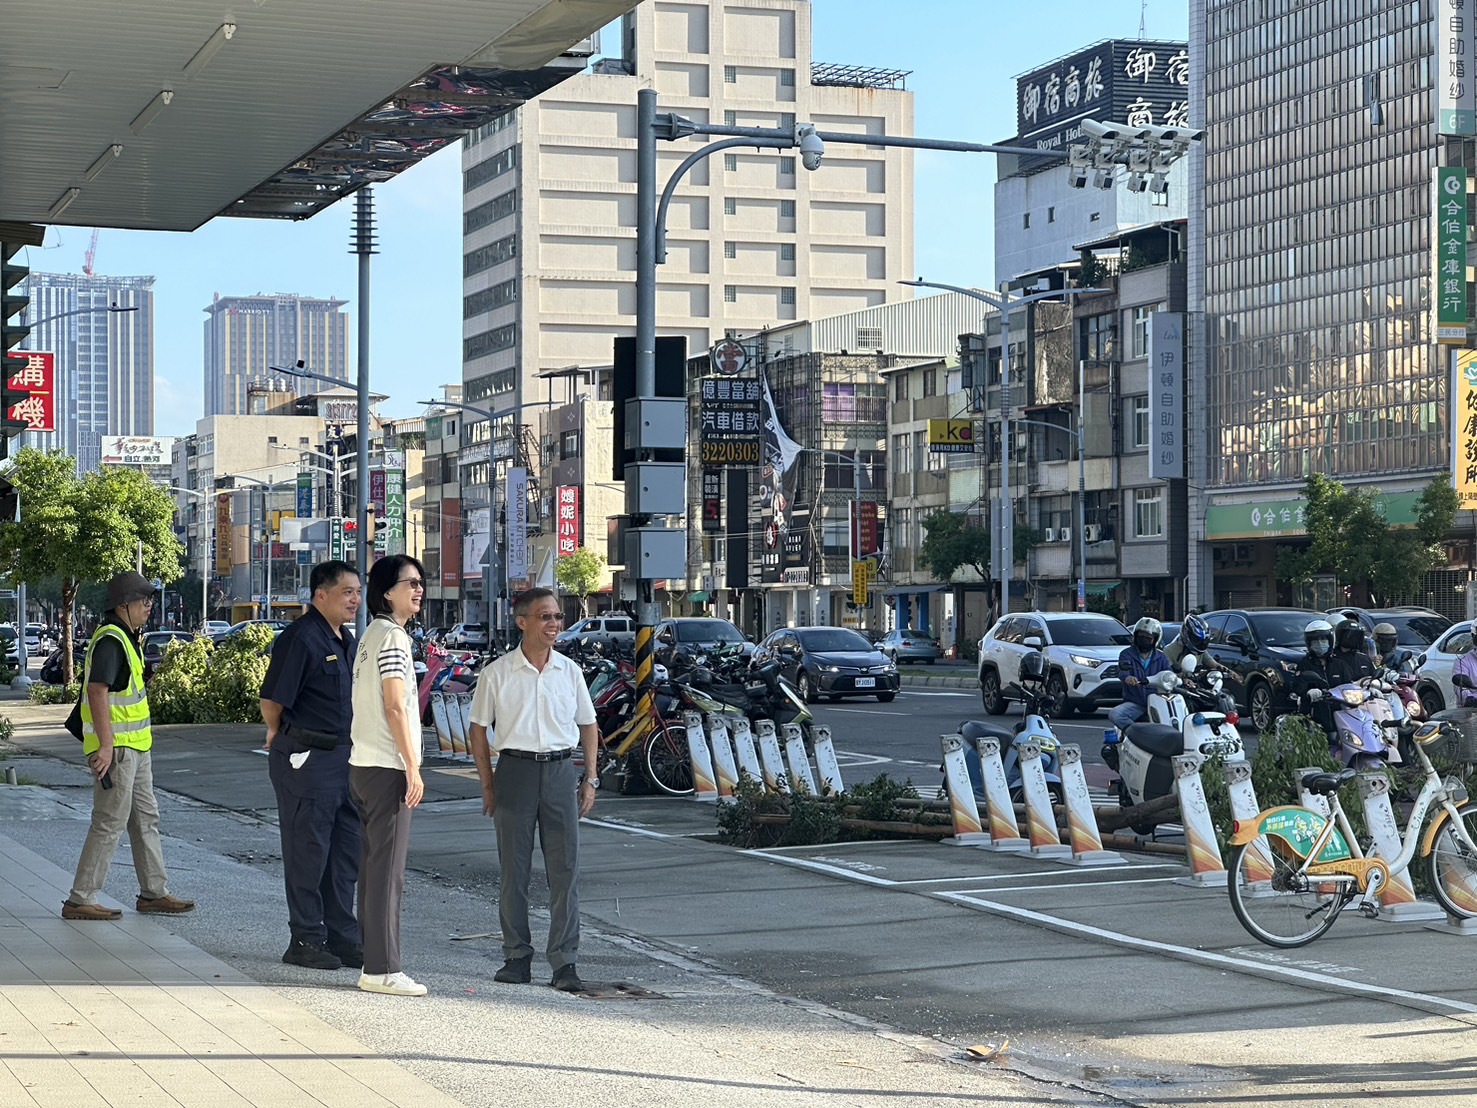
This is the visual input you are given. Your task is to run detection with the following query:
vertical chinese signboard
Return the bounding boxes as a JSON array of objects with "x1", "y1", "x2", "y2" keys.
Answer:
[
  {"x1": 441, "y1": 497, "x2": 461, "y2": 587},
  {"x1": 1454, "y1": 350, "x2": 1477, "y2": 509},
  {"x1": 556, "y1": 485, "x2": 581, "y2": 556},
  {"x1": 370, "y1": 469, "x2": 387, "y2": 558},
  {"x1": 5, "y1": 351, "x2": 56, "y2": 432},
  {"x1": 849, "y1": 501, "x2": 879, "y2": 560},
  {"x1": 701, "y1": 470, "x2": 722, "y2": 532},
  {"x1": 215, "y1": 493, "x2": 233, "y2": 575},
  {"x1": 698, "y1": 377, "x2": 763, "y2": 465},
  {"x1": 383, "y1": 467, "x2": 405, "y2": 556},
  {"x1": 1436, "y1": 167, "x2": 1470, "y2": 345},
  {"x1": 296, "y1": 472, "x2": 313, "y2": 519},
  {"x1": 1148, "y1": 312, "x2": 1184, "y2": 480},
  {"x1": 1439, "y1": 0, "x2": 1477, "y2": 135}
]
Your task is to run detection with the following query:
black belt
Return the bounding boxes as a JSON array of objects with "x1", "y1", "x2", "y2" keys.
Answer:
[
  {"x1": 287, "y1": 726, "x2": 346, "y2": 751},
  {"x1": 499, "y1": 747, "x2": 575, "y2": 762}
]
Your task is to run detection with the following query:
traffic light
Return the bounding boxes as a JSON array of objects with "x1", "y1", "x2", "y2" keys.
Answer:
[{"x1": 1, "y1": 241, "x2": 32, "y2": 457}]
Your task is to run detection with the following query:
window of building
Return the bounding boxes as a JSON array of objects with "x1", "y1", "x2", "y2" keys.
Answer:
[
  {"x1": 823, "y1": 450, "x2": 883, "y2": 490},
  {"x1": 779, "y1": 199, "x2": 796, "y2": 218},
  {"x1": 1133, "y1": 487, "x2": 1164, "y2": 539},
  {"x1": 267, "y1": 436, "x2": 278, "y2": 445},
  {"x1": 724, "y1": 284, "x2": 737, "y2": 303},
  {"x1": 780, "y1": 112, "x2": 795, "y2": 129},
  {"x1": 780, "y1": 287, "x2": 796, "y2": 306},
  {"x1": 1080, "y1": 313, "x2": 1117, "y2": 363},
  {"x1": 463, "y1": 233, "x2": 518, "y2": 278},
  {"x1": 1023, "y1": 212, "x2": 1031, "y2": 229},
  {"x1": 464, "y1": 189, "x2": 517, "y2": 235},
  {"x1": 1151, "y1": 189, "x2": 1169, "y2": 208},
  {"x1": 1131, "y1": 304, "x2": 1161, "y2": 358},
  {"x1": 724, "y1": 152, "x2": 738, "y2": 172},
  {"x1": 894, "y1": 375, "x2": 908, "y2": 401},
  {"x1": 1089, "y1": 211, "x2": 1101, "y2": 222},
  {"x1": 464, "y1": 323, "x2": 517, "y2": 361},
  {"x1": 724, "y1": 197, "x2": 737, "y2": 216},
  {"x1": 856, "y1": 326, "x2": 882, "y2": 349},
  {"x1": 724, "y1": 240, "x2": 737, "y2": 259},
  {"x1": 912, "y1": 429, "x2": 926, "y2": 474},
  {"x1": 922, "y1": 367, "x2": 937, "y2": 397},
  {"x1": 821, "y1": 515, "x2": 849, "y2": 556},
  {"x1": 724, "y1": 65, "x2": 737, "y2": 83},
  {"x1": 780, "y1": 242, "x2": 795, "y2": 262},
  {"x1": 1132, "y1": 395, "x2": 1150, "y2": 449},
  {"x1": 724, "y1": 110, "x2": 737, "y2": 126},
  {"x1": 560, "y1": 429, "x2": 581, "y2": 459},
  {"x1": 463, "y1": 278, "x2": 517, "y2": 319},
  {"x1": 779, "y1": 156, "x2": 795, "y2": 175},
  {"x1": 892, "y1": 432, "x2": 909, "y2": 474},
  {"x1": 893, "y1": 507, "x2": 912, "y2": 551},
  {"x1": 299, "y1": 437, "x2": 309, "y2": 446},
  {"x1": 463, "y1": 146, "x2": 517, "y2": 192},
  {"x1": 780, "y1": 68, "x2": 796, "y2": 87},
  {"x1": 1048, "y1": 206, "x2": 1056, "y2": 223}
]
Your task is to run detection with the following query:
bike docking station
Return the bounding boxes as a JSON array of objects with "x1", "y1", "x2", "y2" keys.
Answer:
[
  {"x1": 782, "y1": 723, "x2": 820, "y2": 794},
  {"x1": 1223, "y1": 761, "x2": 1274, "y2": 885},
  {"x1": 1171, "y1": 754, "x2": 1228, "y2": 888},
  {"x1": 429, "y1": 692, "x2": 454, "y2": 756},
  {"x1": 811, "y1": 726, "x2": 845, "y2": 796},
  {"x1": 427, "y1": 691, "x2": 475, "y2": 763},
  {"x1": 1016, "y1": 740, "x2": 1073, "y2": 859},
  {"x1": 1057, "y1": 745, "x2": 1123, "y2": 865},
  {"x1": 729, "y1": 718, "x2": 763, "y2": 783},
  {"x1": 972, "y1": 736, "x2": 1030, "y2": 853},
  {"x1": 939, "y1": 734, "x2": 991, "y2": 846},
  {"x1": 1357, "y1": 771, "x2": 1444, "y2": 922},
  {"x1": 682, "y1": 710, "x2": 720, "y2": 802},
  {"x1": 705, "y1": 715, "x2": 741, "y2": 800},
  {"x1": 754, "y1": 720, "x2": 788, "y2": 793}
]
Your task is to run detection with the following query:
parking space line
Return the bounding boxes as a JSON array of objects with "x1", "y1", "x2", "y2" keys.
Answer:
[
  {"x1": 887, "y1": 863, "x2": 1184, "y2": 885},
  {"x1": 949, "y1": 876, "x2": 1184, "y2": 893}
]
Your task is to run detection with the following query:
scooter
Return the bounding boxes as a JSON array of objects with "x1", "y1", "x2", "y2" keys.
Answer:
[
  {"x1": 1140, "y1": 656, "x2": 1245, "y2": 763},
  {"x1": 956, "y1": 676, "x2": 1064, "y2": 807},
  {"x1": 1328, "y1": 679, "x2": 1403, "y2": 772}
]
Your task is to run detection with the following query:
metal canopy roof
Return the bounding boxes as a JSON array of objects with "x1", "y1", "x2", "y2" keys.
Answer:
[{"x1": 0, "y1": 0, "x2": 636, "y2": 232}]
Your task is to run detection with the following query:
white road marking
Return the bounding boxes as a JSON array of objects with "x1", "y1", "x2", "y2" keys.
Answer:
[
  {"x1": 888, "y1": 863, "x2": 1184, "y2": 885},
  {"x1": 951, "y1": 876, "x2": 1183, "y2": 893}
]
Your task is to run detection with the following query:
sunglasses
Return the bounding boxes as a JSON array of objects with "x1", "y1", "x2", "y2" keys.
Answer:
[
  {"x1": 526, "y1": 612, "x2": 564, "y2": 623},
  {"x1": 397, "y1": 578, "x2": 425, "y2": 590}
]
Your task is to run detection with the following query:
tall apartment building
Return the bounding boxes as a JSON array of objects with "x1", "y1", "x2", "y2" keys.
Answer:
[
  {"x1": 203, "y1": 293, "x2": 348, "y2": 417},
  {"x1": 458, "y1": 0, "x2": 914, "y2": 622},
  {"x1": 20, "y1": 271, "x2": 155, "y2": 473},
  {"x1": 1190, "y1": 2, "x2": 1456, "y2": 612}
]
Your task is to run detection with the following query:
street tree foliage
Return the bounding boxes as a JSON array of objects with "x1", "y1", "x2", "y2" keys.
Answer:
[
  {"x1": 0, "y1": 448, "x2": 184, "y2": 683},
  {"x1": 1276, "y1": 474, "x2": 1459, "y2": 605},
  {"x1": 919, "y1": 512, "x2": 1043, "y2": 583},
  {"x1": 554, "y1": 547, "x2": 606, "y2": 615}
]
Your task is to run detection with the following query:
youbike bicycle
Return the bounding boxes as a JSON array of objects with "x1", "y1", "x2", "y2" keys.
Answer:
[{"x1": 1226, "y1": 717, "x2": 1477, "y2": 948}]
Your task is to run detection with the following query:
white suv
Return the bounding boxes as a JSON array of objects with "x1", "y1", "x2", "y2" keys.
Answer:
[{"x1": 977, "y1": 612, "x2": 1131, "y2": 717}]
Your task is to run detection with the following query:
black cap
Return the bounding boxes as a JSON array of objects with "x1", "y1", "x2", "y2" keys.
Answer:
[{"x1": 106, "y1": 571, "x2": 153, "y2": 609}]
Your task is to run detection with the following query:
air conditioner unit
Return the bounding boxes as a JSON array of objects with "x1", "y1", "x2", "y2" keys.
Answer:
[
  {"x1": 1058, "y1": 526, "x2": 1072, "y2": 544},
  {"x1": 1083, "y1": 523, "x2": 1102, "y2": 542},
  {"x1": 1042, "y1": 527, "x2": 1058, "y2": 543},
  {"x1": 1212, "y1": 544, "x2": 1231, "y2": 566},
  {"x1": 1234, "y1": 543, "x2": 1254, "y2": 563}
]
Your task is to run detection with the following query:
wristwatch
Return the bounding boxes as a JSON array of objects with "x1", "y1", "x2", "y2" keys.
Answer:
[{"x1": 584, "y1": 776, "x2": 600, "y2": 790}]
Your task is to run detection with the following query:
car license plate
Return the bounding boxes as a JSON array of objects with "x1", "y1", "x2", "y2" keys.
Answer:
[{"x1": 856, "y1": 677, "x2": 875, "y2": 688}]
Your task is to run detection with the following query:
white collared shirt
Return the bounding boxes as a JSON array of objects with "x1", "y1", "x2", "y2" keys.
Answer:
[{"x1": 469, "y1": 646, "x2": 596, "y2": 753}]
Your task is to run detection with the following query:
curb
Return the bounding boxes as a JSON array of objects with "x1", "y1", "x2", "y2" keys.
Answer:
[{"x1": 901, "y1": 675, "x2": 974, "y2": 690}]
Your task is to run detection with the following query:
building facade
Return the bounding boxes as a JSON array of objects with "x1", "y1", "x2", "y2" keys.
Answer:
[
  {"x1": 203, "y1": 293, "x2": 348, "y2": 417},
  {"x1": 20, "y1": 271, "x2": 155, "y2": 473}
]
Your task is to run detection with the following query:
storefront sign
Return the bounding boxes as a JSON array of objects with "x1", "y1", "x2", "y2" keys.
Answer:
[
  {"x1": 1439, "y1": 0, "x2": 1477, "y2": 135},
  {"x1": 1148, "y1": 311, "x2": 1184, "y2": 479},
  {"x1": 556, "y1": 485, "x2": 581, "y2": 556},
  {"x1": 370, "y1": 470, "x2": 387, "y2": 557},
  {"x1": 383, "y1": 468, "x2": 405, "y2": 556},
  {"x1": 215, "y1": 493, "x2": 233, "y2": 575},
  {"x1": 296, "y1": 472, "x2": 313, "y2": 520},
  {"x1": 850, "y1": 501, "x2": 879, "y2": 559},
  {"x1": 100, "y1": 435, "x2": 174, "y2": 466},
  {"x1": 701, "y1": 469, "x2": 722, "y2": 533},
  {"x1": 1436, "y1": 166, "x2": 1470, "y2": 344},
  {"x1": 5, "y1": 351, "x2": 55, "y2": 432},
  {"x1": 441, "y1": 497, "x2": 461, "y2": 587},
  {"x1": 927, "y1": 419, "x2": 975, "y2": 453},
  {"x1": 1205, "y1": 491, "x2": 1425, "y2": 540},
  {"x1": 700, "y1": 376, "x2": 762, "y2": 466},
  {"x1": 1455, "y1": 350, "x2": 1477, "y2": 508},
  {"x1": 506, "y1": 468, "x2": 529, "y2": 580}
]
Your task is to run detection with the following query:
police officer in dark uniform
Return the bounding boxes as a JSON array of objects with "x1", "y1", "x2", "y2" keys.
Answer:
[{"x1": 259, "y1": 561, "x2": 363, "y2": 970}]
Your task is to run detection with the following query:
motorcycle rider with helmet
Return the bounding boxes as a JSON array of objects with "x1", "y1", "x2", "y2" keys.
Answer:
[
  {"x1": 1293, "y1": 619, "x2": 1339, "y2": 739},
  {"x1": 1372, "y1": 622, "x2": 1413, "y2": 673},
  {"x1": 1109, "y1": 617, "x2": 1171, "y2": 733},
  {"x1": 1165, "y1": 613, "x2": 1221, "y2": 674},
  {"x1": 1330, "y1": 617, "x2": 1376, "y2": 686}
]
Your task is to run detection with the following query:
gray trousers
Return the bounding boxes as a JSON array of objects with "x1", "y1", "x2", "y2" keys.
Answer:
[
  {"x1": 70, "y1": 746, "x2": 170, "y2": 905},
  {"x1": 350, "y1": 766, "x2": 413, "y2": 976},
  {"x1": 492, "y1": 755, "x2": 580, "y2": 969}
]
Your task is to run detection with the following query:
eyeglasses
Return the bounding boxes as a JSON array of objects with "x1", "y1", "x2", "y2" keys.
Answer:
[
  {"x1": 529, "y1": 612, "x2": 564, "y2": 623},
  {"x1": 397, "y1": 578, "x2": 425, "y2": 590}
]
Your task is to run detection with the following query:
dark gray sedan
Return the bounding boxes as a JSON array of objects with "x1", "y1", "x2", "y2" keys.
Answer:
[
  {"x1": 755, "y1": 626, "x2": 900, "y2": 703},
  {"x1": 878, "y1": 627, "x2": 941, "y2": 664}
]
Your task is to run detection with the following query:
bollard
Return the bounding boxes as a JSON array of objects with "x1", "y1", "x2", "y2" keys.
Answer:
[
  {"x1": 781, "y1": 723, "x2": 818, "y2": 794},
  {"x1": 706, "y1": 715, "x2": 741, "y2": 800},
  {"x1": 682, "y1": 711, "x2": 719, "y2": 802},
  {"x1": 1296, "y1": 766, "x2": 1332, "y2": 819},
  {"x1": 456, "y1": 694, "x2": 476, "y2": 762},
  {"x1": 754, "y1": 719, "x2": 788, "y2": 793},
  {"x1": 4, "y1": 766, "x2": 15, "y2": 786},
  {"x1": 445, "y1": 692, "x2": 468, "y2": 757},
  {"x1": 1222, "y1": 761, "x2": 1273, "y2": 884},
  {"x1": 939, "y1": 734, "x2": 990, "y2": 846},
  {"x1": 1016, "y1": 740, "x2": 1071, "y2": 858},
  {"x1": 1171, "y1": 754, "x2": 1227, "y2": 887},
  {"x1": 811, "y1": 725, "x2": 844, "y2": 796},
  {"x1": 972, "y1": 737, "x2": 1028, "y2": 852},
  {"x1": 429, "y1": 692, "x2": 454, "y2": 755},
  {"x1": 1057, "y1": 745, "x2": 1122, "y2": 865},
  {"x1": 730, "y1": 718, "x2": 763, "y2": 783},
  {"x1": 1358, "y1": 772, "x2": 1443, "y2": 921}
]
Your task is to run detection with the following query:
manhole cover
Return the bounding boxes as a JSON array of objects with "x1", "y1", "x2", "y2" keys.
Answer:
[{"x1": 574, "y1": 981, "x2": 668, "y2": 1000}]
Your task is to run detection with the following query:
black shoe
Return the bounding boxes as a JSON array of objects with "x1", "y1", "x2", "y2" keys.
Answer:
[
  {"x1": 550, "y1": 964, "x2": 584, "y2": 993},
  {"x1": 493, "y1": 956, "x2": 531, "y2": 984},
  {"x1": 328, "y1": 942, "x2": 364, "y2": 969},
  {"x1": 283, "y1": 940, "x2": 342, "y2": 970}
]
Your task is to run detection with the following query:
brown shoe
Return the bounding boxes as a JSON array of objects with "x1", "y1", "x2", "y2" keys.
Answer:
[
  {"x1": 136, "y1": 895, "x2": 195, "y2": 915},
  {"x1": 62, "y1": 900, "x2": 122, "y2": 921}
]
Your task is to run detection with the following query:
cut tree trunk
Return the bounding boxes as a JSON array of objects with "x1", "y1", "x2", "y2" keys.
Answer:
[{"x1": 1093, "y1": 793, "x2": 1181, "y2": 833}]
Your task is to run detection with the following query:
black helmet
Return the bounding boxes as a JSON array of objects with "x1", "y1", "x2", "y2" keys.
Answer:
[
  {"x1": 1334, "y1": 618, "x2": 1365, "y2": 653},
  {"x1": 1304, "y1": 618, "x2": 1334, "y2": 657},
  {"x1": 1019, "y1": 650, "x2": 1048, "y2": 683},
  {"x1": 1181, "y1": 613, "x2": 1210, "y2": 653}
]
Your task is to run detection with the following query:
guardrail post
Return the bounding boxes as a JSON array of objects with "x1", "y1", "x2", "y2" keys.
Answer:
[
  {"x1": 939, "y1": 734, "x2": 990, "y2": 846},
  {"x1": 682, "y1": 710, "x2": 719, "y2": 802},
  {"x1": 1171, "y1": 754, "x2": 1226, "y2": 887},
  {"x1": 811, "y1": 725, "x2": 844, "y2": 796},
  {"x1": 706, "y1": 714, "x2": 740, "y2": 800},
  {"x1": 729, "y1": 718, "x2": 762, "y2": 782},
  {"x1": 1058, "y1": 745, "x2": 1121, "y2": 864},
  {"x1": 973, "y1": 737, "x2": 1028, "y2": 852},
  {"x1": 754, "y1": 719, "x2": 788, "y2": 793},
  {"x1": 781, "y1": 723, "x2": 818, "y2": 794}
]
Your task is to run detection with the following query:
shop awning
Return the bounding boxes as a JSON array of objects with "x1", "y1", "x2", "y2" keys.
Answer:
[
  {"x1": 687, "y1": 592, "x2": 709, "y2": 603},
  {"x1": 1086, "y1": 580, "x2": 1121, "y2": 596},
  {"x1": 881, "y1": 583, "x2": 949, "y2": 597}
]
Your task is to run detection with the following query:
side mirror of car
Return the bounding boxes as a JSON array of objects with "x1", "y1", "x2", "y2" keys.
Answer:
[{"x1": 1022, "y1": 635, "x2": 1045, "y2": 651}]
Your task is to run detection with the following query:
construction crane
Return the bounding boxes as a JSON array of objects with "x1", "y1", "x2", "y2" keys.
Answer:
[{"x1": 82, "y1": 229, "x2": 98, "y2": 276}]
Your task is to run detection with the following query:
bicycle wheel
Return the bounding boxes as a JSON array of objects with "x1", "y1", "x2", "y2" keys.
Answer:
[
  {"x1": 1226, "y1": 840, "x2": 1346, "y2": 948},
  {"x1": 644, "y1": 721, "x2": 695, "y2": 796},
  {"x1": 1427, "y1": 805, "x2": 1477, "y2": 919}
]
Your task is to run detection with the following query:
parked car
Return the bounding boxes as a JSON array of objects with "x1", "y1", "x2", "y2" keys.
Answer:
[
  {"x1": 1415, "y1": 620, "x2": 1474, "y2": 716},
  {"x1": 0, "y1": 625, "x2": 18, "y2": 669},
  {"x1": 210, "y1": 619, "x2": 291, "y2": 645},
  {"x1": 1324, "y1": 606, "x2": 1451, "y2": 654},
  {"x1": 1202, "y1": 608, "x2": 1325, "y2": 731},
  {"x1": 445, "y1": 622, "x2": 490, "y2": 651},
  {"x1": 754, "y1": 625, "x2": 899, "y2": 703},
  {"x1": 877, "y1": 627, "x2": 941, "y2": 664},
  {"x1": 202, "y1": 619, "x2": 231, "y2": 637},
  {"x1": 652, "y1": 617, "x2": 755, "y2": 668},
  {"x1": 976, "y1": 612, "x2": 1130, "y2": 718},
  {"x1": 142, "y1": 630, "x2": 195, "y2": 682},
  {"x1": 556, "y1": 615, "x2": 636, "y2": 650}
]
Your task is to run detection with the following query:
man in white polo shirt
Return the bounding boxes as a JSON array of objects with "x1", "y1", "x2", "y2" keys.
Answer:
[{"x1": 468, "y1": 587, "x2": 598, "y2": 992}]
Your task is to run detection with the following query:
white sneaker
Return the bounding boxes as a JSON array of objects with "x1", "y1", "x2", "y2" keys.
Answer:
[{"x1": 358, "y1": 971, "x2": 428, "y2": 996}]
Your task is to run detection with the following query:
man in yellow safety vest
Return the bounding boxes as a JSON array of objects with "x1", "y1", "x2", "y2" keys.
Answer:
[{"x1": 62, "y1": 571, "x2": 195, "y2": 921}]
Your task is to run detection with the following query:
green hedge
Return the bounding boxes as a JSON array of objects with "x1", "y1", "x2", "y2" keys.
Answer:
[{"x1": 148, "y1": 625, "x2": 274, "y2": 725}]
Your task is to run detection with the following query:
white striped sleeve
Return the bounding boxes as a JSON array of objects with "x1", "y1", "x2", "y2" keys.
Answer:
[{"x1": 377, "y1": 632, "x2": 411, "y2": 681}]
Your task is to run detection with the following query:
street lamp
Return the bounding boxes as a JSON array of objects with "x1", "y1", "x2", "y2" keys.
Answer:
[
  {"x1": 164, "y1": 485, "x2": 212, "y2": 628},
  {"x1": 23, "y1": 303, "x2": 138, "y2": 329},
  {"x1": 899, "y1": 280, "x2": 1103, "y2": 618}
]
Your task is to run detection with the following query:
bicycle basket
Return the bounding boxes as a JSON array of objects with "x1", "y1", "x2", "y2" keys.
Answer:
[{"x1": 1427, "y1": 709, "x2": 1477, "y2": 763}]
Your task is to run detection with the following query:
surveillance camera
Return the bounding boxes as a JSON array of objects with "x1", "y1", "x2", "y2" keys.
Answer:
[
  {"x1": 1079, "y1": 118, "x2": 1123, "y2": 143},
  {"x1": 796, "y1": 123, "x2": 824, "y2": 171}
]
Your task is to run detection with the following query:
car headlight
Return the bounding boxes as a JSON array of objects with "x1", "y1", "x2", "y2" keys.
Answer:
[
  {"x1": 1068, "y1": 654, "x2": 1102, "y2": 668},
  {"x1": 822, "y1": 665, "x2": 841, "y2": 673},
  {"x1": 1277, "y1": 660, "x2": 1299, "y2": 675}
]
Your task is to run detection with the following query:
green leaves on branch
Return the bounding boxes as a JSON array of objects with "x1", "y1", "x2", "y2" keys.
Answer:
[
  {"x1": 554, "y1": 547, "x2": 605, "y2": 601},
  {"x1": 919, "y1": 510, "x2": 1041, "y2": 583},
  {"x1": 148, "y1": 626, "x2": 273, "y2": 725}
]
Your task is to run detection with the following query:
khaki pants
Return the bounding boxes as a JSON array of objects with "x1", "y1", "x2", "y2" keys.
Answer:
[{"x1": 69, "y1": 746, "x2": 170, "y2": 905}]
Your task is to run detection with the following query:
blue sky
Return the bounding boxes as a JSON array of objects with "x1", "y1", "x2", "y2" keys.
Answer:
[{"x1": 24, "y1": 1, "x2": 1187, "y2": 438}]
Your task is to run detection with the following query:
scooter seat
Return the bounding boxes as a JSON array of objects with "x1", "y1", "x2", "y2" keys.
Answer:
[
  {"x1": 1301, "y1": 768, "x2": 1358, "y2": 796},
  {"x1": 1125, "y1": 722, "x2": 1182, "y2": 758},
  {"x1": 960, "y1": 720, "x2": 1017, "y2": 750}
]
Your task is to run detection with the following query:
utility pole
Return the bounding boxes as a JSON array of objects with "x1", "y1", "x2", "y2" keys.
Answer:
[{"x1": 350, "y1": 188, "x2": 377, "y2": 637}]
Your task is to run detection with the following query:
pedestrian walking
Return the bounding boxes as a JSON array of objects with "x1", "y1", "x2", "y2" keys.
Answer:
[
  {"x1": 349, "y1": 554, "x2": 428, "y2": 996},
  {"x1": 259, "y1": 560, "x2": 363, "y2": 971},
  {"x1": 468, "y1": 587, "x2": 598, "y2": 993},
  {"x1": 62, "y1": 571, "x2": 195, "y2": 921}
]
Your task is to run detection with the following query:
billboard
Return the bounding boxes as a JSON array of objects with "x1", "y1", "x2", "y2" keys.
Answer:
[
  {"x1": 1148, "y1": 312, "x2": 1185, "y2": 479},
  {"x1": 441, "y1": 497, "x2": 461, "y2": 587},
  {"x1": 698, "y1": 376, "x2": 763, "y2": 465},
  {"x1": 1439, "y1": 0, "x2": 1477, "y2": 135},
  {"x1": 5, "y1": 351, "x2": 56, "y2": 433},
  {"x1": 100, "y1": 436, "x2": 175, "y2": 466},
  {"x1": 556, "y1": 485, "x2": 581, "y2": 556},
  {"x1": 464, "y1": 506, "x2": 490, "y2": 579},
  {"x1": 1455, "y1": 350, "x2": 1477, "y2": 509},
  {"x1": 927, "y1": 419, "x2": 975, "y2": 453},
  {"x1": 1436, "y1": 167, "x2": 1470, "y2": 344}
]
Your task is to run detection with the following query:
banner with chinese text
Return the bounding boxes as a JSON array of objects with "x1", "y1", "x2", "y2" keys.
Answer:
[
  {"x1": 1436, "y1": 166, "x2": 1470, "y2": 344},
  {"x1": 5, "y1": 351, "x2": 55, "y2": 432},
  {"x1": 556, "y1": 485, "x2": 581, "y2": 556}
]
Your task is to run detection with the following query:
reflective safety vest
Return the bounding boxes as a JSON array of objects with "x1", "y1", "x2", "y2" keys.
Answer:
[{"x1": 80, "y1": 624, "x2": 152, "y2": 756}]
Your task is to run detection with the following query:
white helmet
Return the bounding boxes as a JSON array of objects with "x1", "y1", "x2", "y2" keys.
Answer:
[
  {"x1": 1304, "y1": 618, "x2": 1334, "y2": 657},
  {"x1": 1131, "y1": 617, "x2": 1163, "y2": 649}
]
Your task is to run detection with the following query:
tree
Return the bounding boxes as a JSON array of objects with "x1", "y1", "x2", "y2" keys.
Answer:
[
  {"x1": 0, "y1": 449, "x2": 184, "y2": 682},
  {"x1": 919, "y1": 511, "x2": 991, "y2": 582},
  {"x1": 554, "y1": 547, "x2": 606, "y2": 616},
  {"x1": 1276, "y1": 474, "x2": 1458, "y2": 605}
]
